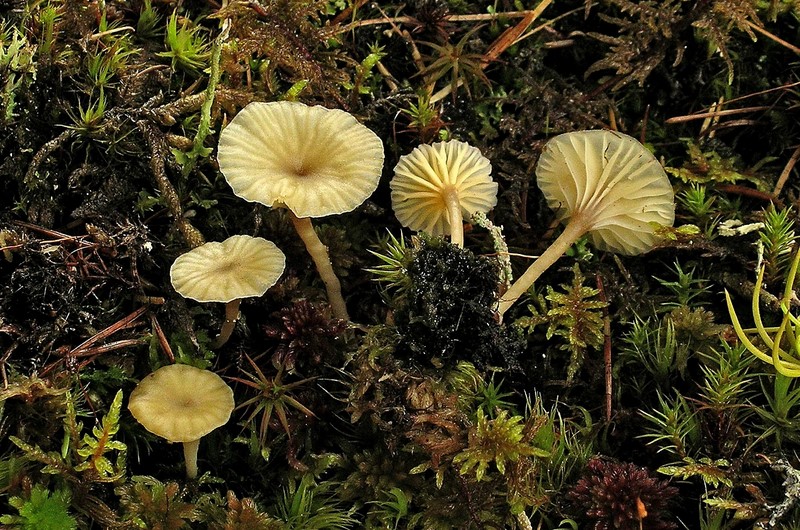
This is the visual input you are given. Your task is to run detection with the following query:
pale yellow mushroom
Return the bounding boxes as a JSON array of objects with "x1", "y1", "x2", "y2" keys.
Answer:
[
  {"x1": 128, "y1": 364, "x2": 235, "y2": 479},
  {"x1": 217, "y1": 101, "x2": 385, "y2": 321},
  {"x1": 390, "y1": 140, "x2": 498, "y2": 248},
  {"x1": 498, "y1": 130, "x2": 675, "y2": 316},
  {"x1": 170, "y1": 235, "x2": 286, "y2": 348}
]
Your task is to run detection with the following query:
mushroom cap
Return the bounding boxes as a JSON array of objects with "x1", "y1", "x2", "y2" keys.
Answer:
[
  {"x1": 390, "y1": 140, "x2": 498, "y2": 236},
  {"x1": 217, "y1": 101, "x2": 385, "y2": 218},
  {"x1": 128, "y1": 364, "x2": 235, "y2": 443},
  {"x1": 170, "y1": 235, "x2": 285, "y2": 303},
  {"x1": 536, "y1": 130, "x2": 675, "y2": 255}
]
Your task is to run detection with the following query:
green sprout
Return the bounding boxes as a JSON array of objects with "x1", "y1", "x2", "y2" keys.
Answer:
[
  {"x1": 158, "y1": 11, "x2": 210, "y2": 74},
  {"x1": 84, "y1": 43, "x2": 137, "y2": 91},
  {"x1": 36, "y1": 2, "x2": 62, "y2": 59},
  {"x1": 760, "y1": 205, "x2": 796, "y2": 283},
  {"x1": 726, "y1": 246, "x2": 800, "y2": 377},
  {"x1": 65, "y1": 90, "x2": 108, "y2": 137},
  {"x1": 0, "y1": 24, "x2": 36, "y2": 125},
  {"x1": 417, "y1": 26, "x2": 490, "y2": 100},
  {"x1": 366, "y1": 231, "x2": 414, "y2": 304},
  {"x1": 229, "y1": 355, "x2": 317, "y2": 447},
  {"x1": 137, "y1": 0, "x2": 162, "y2": 40}
]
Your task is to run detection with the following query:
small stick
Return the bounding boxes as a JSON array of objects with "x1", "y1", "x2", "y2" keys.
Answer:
[
  {"x1": 1, "y1": 342, "x2": 18, "y2": 389},
  {"x1": 336, "y1": 9, "x2": 549, "y2": 34},
  {"x1": 773, "y1": 145, "x2": 800, "y2": 197},
  {"x1": 150, "y1": 314, "x2": 175, "y2": 363},
  {"x1": 90, "y1": 26, "x2": 134, "y2": 40},
  {"x1": 717, "y1": 184, "x2": 782, "y2": 208},
  {"x1": 700, "y1": 97, "x2": 724, "y2": 138},
  {"x1": 330, "y1": 0, "x2": 370, "y2": 26},
  {"x1": 709, "y1": 80, "x2": 800, "y2": 107},
  {"x1": 640, "y1": 104, "x2": 650, "y2": 145},
  {"x1": 744, "y1": 19, "x2": 800, "y2": 55},
  {"x1": 665, "y1": 105, "x2": 771, "y2": 124},
  {"x1": 596, "y1": 273, "x2": 612, "y2": 422},
  {"x1": 69, "y1": 306, "x2": 147, "y2": 357}
]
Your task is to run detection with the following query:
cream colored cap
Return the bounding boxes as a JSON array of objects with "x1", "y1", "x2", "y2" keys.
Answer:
[
  {"x1": 170, "y1": 235, "x2": 285, "y2": 303},
  {"x1": 390, "y1": 140, "x2": 498, "y2": 235},
  {"x1": 536, "y1": 130, "x2": 675, "y2": 255},
  {"x1": 217, "y1": 101, "x2": 385, "y2": 218},
  {"x1": 128, "y1": 364, "x2": 235, "y2": 443}
]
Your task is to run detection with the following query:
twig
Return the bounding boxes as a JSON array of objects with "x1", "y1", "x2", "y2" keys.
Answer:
[
  {"x1": 90, "y1": 26, "x2": 134, "y2": 40},
  {"x1": 665, "y1": 105, "x2": 771, "y2": 124},
  {"x1": 700, "y1": 96, "x2": 724, "y2": 138},
  {"x1": 151, "y1": 313, "x2": 175, "y2": 364},
  {"x1": 773, "y1": 145, "x2": 800, "y2": 197},
  {"x1": 0, "y1": 342, "x2": 18, "y2": 389},
  {"x1": 431, "y1": 0, "x2": 555, "y2": 103},
  {"x1": 640, "y1": 104, "x2": 650, "y2": 145},
  {"x1": 481, "y1": 0, "x2": 554, "y2": 67},
  {"x1": 703, "y1": 119, "x2": 760, "y2": 135},
  {"x1": 41, "y1": 307, "x2": 149, "y2": 376},
  {"x1": 596, "y1": 273, "x2": 612, "y2": 422},
  {"x1": 515, "y1": 6, "x2": 585, "y2": 43},
  {"x1": 336, "y1": 9, "x2": 551, "y2": 34},
  {"x1": 717, "y1": 184, "x2": 782, "y2": 208},
  {"x1": 330, "y1": 0, "x2": 370, "y2": 26},
  {"x1": 706, "y1": 80, "x2": 800, "y2": 108},
  {"x1": 744, "y1": 19, "x2": 800, "y2": 55}
]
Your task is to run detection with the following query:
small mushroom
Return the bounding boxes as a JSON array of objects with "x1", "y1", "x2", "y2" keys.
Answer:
[
  {"x1": 217, "y1": 101, "x2": 384, "y2": 321},
  {"x1": 390, "y1": 140, "x2": 498, "y2": 247},
  {"x1": 128, "y1": 364, "x2": 235, "y2": 479},
  {"x1": 170, "y1": 235, "x2": 286, "y2": 348},
  {"x1": 498, "y1": 130, "x2": 675, "y2": 316}
]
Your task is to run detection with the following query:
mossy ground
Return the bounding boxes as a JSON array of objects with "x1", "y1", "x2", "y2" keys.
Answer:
[{"x1": 1, "y1": 0, "x2": 800, "y2": 528}]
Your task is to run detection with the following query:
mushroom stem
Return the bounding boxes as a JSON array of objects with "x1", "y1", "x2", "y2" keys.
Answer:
[
  {"x1": 183, "y1": 438, "x2": 201, "y2": 479},
  {"x1": 289, "y1": 212, "x2": 350, "y2": 321},
  {"x1": 498, "y1": 213, "x2": 592, "y2": 317},
  {"x1": 213, "y1": 298, "x2": 241, "y2": 349},
  {"x1": 443, "y1": 187, "x2": 464, "y2": 247}
]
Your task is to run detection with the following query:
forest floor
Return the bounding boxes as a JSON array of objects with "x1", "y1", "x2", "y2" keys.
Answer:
[{"x1": 1, "y1": 0, "x2": 800, "y2": 529}]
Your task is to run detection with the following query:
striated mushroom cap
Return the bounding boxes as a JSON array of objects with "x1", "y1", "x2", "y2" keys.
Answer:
[
  {"x1": 536, "y1": 130, "x2": 675, "y2": 255},
  {"x1": 217, "y1": 101, "x2": 385, "y2": 218},
  {"x1": 128, "y1": 364, "x2": 235, "y2": 443},
  {"x1": 170, "y1": 235, "x2": 285, "y2": 303},
  {"x1": 390, "y1": 140, "x2": 498, "y2": 236}
]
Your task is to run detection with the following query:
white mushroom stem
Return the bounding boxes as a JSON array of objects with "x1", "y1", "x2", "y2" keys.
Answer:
[
  {"x1": 183, "y1": 438, "x2": 201, "y2": 479},
  {"x1": 443, "y1": 187, "x2": 464, "y2": 248},
  {"x1": 289, "y1": 212, "x2": 350, "y2": 321},
  {"x1": 212, "y1": 298, "x2": 241, "y2": 349},
  {"x1": 498, "y1": 212, "x2": 592, "y2": 317}
]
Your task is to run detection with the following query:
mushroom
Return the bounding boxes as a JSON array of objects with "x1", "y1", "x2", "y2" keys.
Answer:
[
  {"x1": 170, "y1": 235, "x2": 286, "y2": 348},
  {"x1": 390, "y1": 140, "x2": 498, "y2": 247},
  {"x1": 217, "y1": 101, "x2": 385, "y2": 321},
  {"x1": 128, "y1": 363, "x2": 235, "y2": 479},
  {"x1": 498, "y1": 130, "x2": 675, "y2": 316}
]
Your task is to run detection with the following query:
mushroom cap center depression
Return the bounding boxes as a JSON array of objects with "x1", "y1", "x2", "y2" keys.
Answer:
[
  {"x1": 128, "y1": 364, "x2": 235, "y2": 443},
  {"x1": 217, "y1": 101, "x2": 384, "y2": 218}
]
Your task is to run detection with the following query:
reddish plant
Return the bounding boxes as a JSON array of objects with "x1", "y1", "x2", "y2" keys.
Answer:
[{"x1": 568, "y1": 457, "x2": 678, "y2": 530}]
